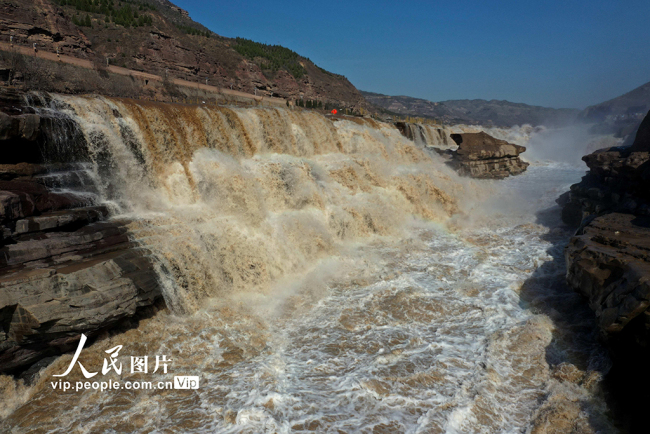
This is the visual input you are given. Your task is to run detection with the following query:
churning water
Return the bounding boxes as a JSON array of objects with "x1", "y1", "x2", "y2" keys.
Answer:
[{"x1": 0, "y1": 96, "x2": 615, "y2": 433}]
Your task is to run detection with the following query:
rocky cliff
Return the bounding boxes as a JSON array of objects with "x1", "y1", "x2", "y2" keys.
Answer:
[
  {"x1": 0, "y1": 0, "x2": 365, "y2": 108},
  {"x1": 561, "y1": 110, "x2": 650, "y2": 430},
  {"x1": 0, "y1": 105, "x2": 163, "y2": 374},
  {"x1": 560, "y1": 111, "x2": 650, "y2": 227},
  {"x1": 562, "y1": 111, "x2": 650, "y2": 339}
]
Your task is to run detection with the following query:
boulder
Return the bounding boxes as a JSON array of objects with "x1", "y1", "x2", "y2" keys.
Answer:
[
  {"x1": 448, "y1": 132, "x2": 529, "y2": 179},
  {"x1": 0, "y1": 191, "x2": 23, "y2": 224},
  {"x1": 451, "y1": 132, "x2": 527, "y2": 160}
]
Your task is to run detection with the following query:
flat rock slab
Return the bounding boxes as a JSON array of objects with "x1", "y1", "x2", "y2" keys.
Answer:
[
  {"x1": 566, "y1": 213, "x2": 650, "y2": 335},
  {"x1": 0, "y1": 247, "x2": 163, "y2": 372}
]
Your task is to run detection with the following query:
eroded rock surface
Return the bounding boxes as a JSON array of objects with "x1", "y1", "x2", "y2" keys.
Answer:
[
  {"x1": 561, "y1": 111, "x2": 650, "y2": 227},
  {"x1": 393, "y1": 127, "x2": 529, "y2": 179},
  {"x1": 0, "y1": 134, "x2": 163, "y2": 374},
  {"x1": 448, "y1": 131, "x2": 529, "y2": 179},
  {"x1": 565, "y1": 213, "x2": 650, "y2": 336},
  {"x1": 562, "y1": 111, "x2": 650, "y2": 338},
  {"x1": 561, "y1": 110, "x2": 650, "y2": 430}
]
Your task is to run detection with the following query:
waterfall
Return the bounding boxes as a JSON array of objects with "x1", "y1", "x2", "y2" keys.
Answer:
[
  {"x1": 2, "y1": 95, "x2": 616, "y2": 434},
  {"x1": 27, "y1": 95, "x2": 476, "y2": 313},
  {"x1": 395, "y1": 122, "x2": 458, "y2": 150}
]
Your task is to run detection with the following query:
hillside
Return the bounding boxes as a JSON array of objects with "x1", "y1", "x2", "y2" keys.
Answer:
[
  {"x1": 0, "y1": 0, "x2": 366, "y2": 108},
  {"x1": 578, "y1": 80, "x2": 650, "y2": 138},
  {"x1": 579, "y1": 80, "x2": 650, "y2": 123},
  {"x1": 362, "y1": 91, "x2": 579, "y2": 127}
]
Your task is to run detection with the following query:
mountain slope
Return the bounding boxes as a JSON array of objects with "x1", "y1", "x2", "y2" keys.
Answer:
[
  {"x1": 576, "y1": 81, "x2": 650, "y2": 138},
  {"x1": 579, "y1": 81, "x2": 650, "y2": 123},
  {"x1": 362, "y1": 91, "x2": 579, "y2": 127},
  {"x1": 0, "y1": 0, "x2": 365, "y2": 107}
]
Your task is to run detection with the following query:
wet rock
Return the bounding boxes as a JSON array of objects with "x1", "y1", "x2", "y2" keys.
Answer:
[
  {"x1": 17, "y1": 355, "x2": 58, "y2": 385},
  {"x1": 0, "y1": 179, "x2": 94, "y2": 218},
  {"x1": 0, "y1": 163, "x2": 48, "y2": 181},
  {"x1": 0, "y1": 113, "x2": 40, "y2": 142},
  {"x1": 560, "y1": 110, "x2": 650, "y2": 227},
  {"x1": 12, "y1": 206, "x2": 109, "y2": 236},
  {"x1": 448, "y1": 132, "x2": 529, "y2": 179},
  {"x1": 565, "y1": 213, "x2": 650, "y2": 336},
  {"x1": 0, "y1": 157, "x2": 163, "y2": 373},
  {"x1": 0, "y1": 245, "x2": 164, "y2": 373},
  {"x1": 0, "y1": 112, "x2": 45, "y2": 165},
  {"x1": 561, "y1": 111, "x2": 650, "y2": 430}
]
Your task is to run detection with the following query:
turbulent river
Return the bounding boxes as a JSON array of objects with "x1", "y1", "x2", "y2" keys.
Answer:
[{"x1": 1, "y1": 96, "x2": 616, "y2": 433}]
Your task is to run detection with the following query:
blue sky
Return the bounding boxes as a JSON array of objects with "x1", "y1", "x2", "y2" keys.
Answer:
[{"x1": 173, "y1": 0, "x2": 649, "y2": 109}]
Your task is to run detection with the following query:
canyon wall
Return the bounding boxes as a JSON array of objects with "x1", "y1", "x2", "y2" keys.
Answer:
[
  {"x1": 561, "y1": 110, "x2": 650, "y2": 430},
  {"x1": 562, "y1": 111, "x2": 650, "y2": 342}
]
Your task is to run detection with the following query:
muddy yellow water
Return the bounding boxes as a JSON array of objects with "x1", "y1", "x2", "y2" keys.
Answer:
[{"x1": 1, "y1": 97, "x2": 614, "y2": 433}]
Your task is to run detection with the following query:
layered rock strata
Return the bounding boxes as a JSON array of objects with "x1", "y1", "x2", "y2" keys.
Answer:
[
  {"x1": 394, "y1": 126, "x2": 529, "y2": 179},
  {"x1": 562, "y1": 111, "x2": 650, "y2": 339},
  {"x1": 0, "y1": 109, "x2": 163, "y2": 374},
  {"x1": 561, "y1": 111, "x2": 650, "y2": 430},
  {"x1": 560, "y1": 114, "x2": 650, "y2": 227},
  {"x1": 447, "y1": 131, "x2": 529, "y2": 179},
  {"x1": 565, "y1": 213, "x2": 650, "y2": 336}
]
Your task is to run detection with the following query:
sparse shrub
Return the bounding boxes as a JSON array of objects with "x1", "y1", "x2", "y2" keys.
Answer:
[
  {"x1": 0, "y1": 52, "x2": 142, "y2": 97},
  {"x1": 92, "y1": 56, "x2": 109, "y2": 79},
  {"x1": 232, "y1": 38, "x2": 306, "y2": 79}
]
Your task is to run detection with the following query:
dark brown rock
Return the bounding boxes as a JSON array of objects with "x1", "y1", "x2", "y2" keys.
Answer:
[
  {"x1": 565, "y1": 213, "x2": 650, "y2": 335},
  {"x1": 0, "y1": 159, "x2": 163, "y2": 373},
  {"x1": 0, "y1": 190, "x2": 22, "y2": 223},
  {"x1": 0, "y1": 163, "x2": 48, "y2": 180},
  {"x1": 0, "y1": 249, "x2": 163, "y2": 372},
  {"x1": 0, "y1": 112, "x2": 40, "y2": 141},
  {"x1": 0, "y1": 220, "x2": 130, "y2": 270},
  {"x1": 560, "y1": 110, "x2": 650, "y2": 227},
  {"x1": 0, "y1": 179, "x2": 94, "y2": 217},
  {"x1": 448, "y1": 132, "x2": 529, "y2": 179},
  {"x1": 561, "y1": 111, "x2": 650, "y2": 430}
]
